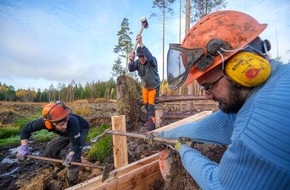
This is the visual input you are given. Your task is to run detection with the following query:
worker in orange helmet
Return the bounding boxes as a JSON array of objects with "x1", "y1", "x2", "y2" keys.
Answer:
[
  {"x1": 148, "y1": 10, "x2": 290, "y2": 189},
  {"x1": 17, "y1": 101, "x2": 89, "y2": 186}
]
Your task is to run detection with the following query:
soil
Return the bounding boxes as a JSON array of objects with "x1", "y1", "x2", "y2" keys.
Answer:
[{"x1": 0, "y1": 89, "x2": 225, "y2": 190}]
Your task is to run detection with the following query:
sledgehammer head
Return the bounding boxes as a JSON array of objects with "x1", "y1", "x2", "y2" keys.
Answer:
[{"x1": 141, "y1": 16, "x2": 149, "y2": 29}]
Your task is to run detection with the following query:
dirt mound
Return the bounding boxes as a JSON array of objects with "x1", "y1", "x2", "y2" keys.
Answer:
[
  {"x1": 0, "y1": 111, "x2": 21, "y2": 125},
  {"x1": 116, "y1": 76, "x2": 143, "y2": 130}
]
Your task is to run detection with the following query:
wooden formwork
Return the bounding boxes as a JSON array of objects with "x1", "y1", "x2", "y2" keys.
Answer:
[
  {"x1": 66, "y1": 153, "x2": 161, "y2": 190},
  {"x1": 66, "y1": 111, "x2": 212, "y2": 190}
]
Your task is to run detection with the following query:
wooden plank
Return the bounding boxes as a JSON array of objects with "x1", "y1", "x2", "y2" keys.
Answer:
[
  {"x1": 154, "y1": 110, "x2": 213, "y2": 132},
  {"x1": 158, "y1": 95, "x2": 205, "y2": 102},
  {"x1": 111, "y1": 115, "x2": 128, "y2": 168},
  {"x1": 66, "y1": 153, "x2": 160, "y2": 190},
  {"x1": 107, "y1": 153, "x2": 159, "y2": 178},
  {"x1": 96, "y1": 160, "x2": 161, "y2": 190}
]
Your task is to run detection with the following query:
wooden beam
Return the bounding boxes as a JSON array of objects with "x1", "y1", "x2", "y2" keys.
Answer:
[
  {"x1": 160, "y1": 113, "x2": 194, "y2": 120},
  {"x1": 111, "y1": 115, "x2": 128, "y2": 168},
  {"x1": 66, "y1": 153, "x2": 161, "y2": 190},
  {"x1": 154, "y1": 110, "x2": 213, "y2": 132},
  {"x1": 158, "y1": 95, "x2": 205, "y2": 102}
]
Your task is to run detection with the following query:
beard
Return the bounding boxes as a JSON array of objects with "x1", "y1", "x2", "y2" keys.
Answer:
[{"x1": 214, "y1": 85, "x2": 245, "y2": 113}]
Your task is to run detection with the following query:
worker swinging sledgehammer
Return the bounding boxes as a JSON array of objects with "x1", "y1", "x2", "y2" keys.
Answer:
[
  {"x1": 128, "y1": 16, "x2": 160, "y2": 132},
  {"x1": 128, "y1": 34, "x2": 160, "y2": 132}
]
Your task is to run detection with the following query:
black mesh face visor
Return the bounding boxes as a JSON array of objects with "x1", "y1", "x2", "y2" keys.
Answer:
[{"x1": 167, "y1": 44, "x2": 204, "y2": 89}]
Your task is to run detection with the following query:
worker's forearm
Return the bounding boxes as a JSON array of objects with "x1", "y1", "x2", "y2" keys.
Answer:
[{"x1": 139, "y1": 42, "x2": 144, "y2": 48}]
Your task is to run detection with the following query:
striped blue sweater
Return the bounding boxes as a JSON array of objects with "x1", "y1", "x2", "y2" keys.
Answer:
[{"x1": 161, "y1": 60, "x2": 290, "y2": 189}]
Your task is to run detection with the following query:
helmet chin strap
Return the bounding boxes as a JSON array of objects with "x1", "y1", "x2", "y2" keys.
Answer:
[{"x1": 217, "y1": 50, "x2": 225, "y2": 71}]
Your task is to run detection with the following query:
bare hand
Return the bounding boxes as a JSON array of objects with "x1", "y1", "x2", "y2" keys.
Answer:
[
  {"x1": 129, "y1": 51, "x2": 135, "y2": 63},
  {"x1": 136, "y1": 34, "x2": 143, "y2": 45}
]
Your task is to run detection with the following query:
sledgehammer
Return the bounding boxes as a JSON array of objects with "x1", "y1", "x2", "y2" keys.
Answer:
[{"x1": 133, "y1": 16, "x2": 149, "y2": 52}]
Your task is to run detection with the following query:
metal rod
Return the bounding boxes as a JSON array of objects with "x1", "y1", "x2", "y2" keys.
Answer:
[{"x1": 106, "y1": 130, "x2": 177, "y2": 145}]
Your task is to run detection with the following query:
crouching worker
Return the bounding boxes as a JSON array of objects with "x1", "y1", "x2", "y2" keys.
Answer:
[{"x1": 16, "y1": 101, "x2": 89, "y2": 186}]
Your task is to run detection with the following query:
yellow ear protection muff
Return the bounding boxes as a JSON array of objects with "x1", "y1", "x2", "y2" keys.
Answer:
[
  {"x1": 42, "y1": 102, "x2": 69, "y2": 130},
  {"x1": 225, "y1": 51, "x2": 271, "y2": 87}
]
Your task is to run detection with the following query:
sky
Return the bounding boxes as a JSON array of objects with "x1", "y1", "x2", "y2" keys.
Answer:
[{"x1": 0, "y1": 0, "x2": 289, "y2": 91}]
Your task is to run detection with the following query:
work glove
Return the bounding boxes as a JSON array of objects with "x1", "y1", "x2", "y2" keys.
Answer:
[
  {"x1": 175, "y1": 138, "x2": 186, "y2": 153},
  {"x1": 146, "y1": 131, "x2": 162, "y2": 145},
  {"x1": 16, "y1": 144, "x2": 31, "y2": 160},
  {"x1": 62, "y1": 151, "x2": 75, "y2": 167}
]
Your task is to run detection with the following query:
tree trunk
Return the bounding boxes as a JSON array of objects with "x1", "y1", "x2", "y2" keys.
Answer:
[{"x1": 185, "y1": 0, "x2": 194, "y2": 110}]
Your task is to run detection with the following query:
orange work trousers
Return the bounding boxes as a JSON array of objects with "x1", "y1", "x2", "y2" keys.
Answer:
[
  {"x1": 142, "y1": 87, "x2": 157, "y2": 131},
  {"x1": 142, "y1": 87, "x2": 157, "y2": 105}
]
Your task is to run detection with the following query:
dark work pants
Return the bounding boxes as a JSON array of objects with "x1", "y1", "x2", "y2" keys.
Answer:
[{"x1": 45, "y1": 129, "x2": 88, "y2": 185}]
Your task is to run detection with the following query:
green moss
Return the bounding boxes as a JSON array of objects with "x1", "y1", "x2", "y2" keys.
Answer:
[
  {"x1": 87, "y1": 135, "x2": 112, "y2": 162},
  {"x1": 87, "y1": 124, "x2": 112, "y2": 162},
  {"x1": 15, "y1": 115, "x2": 40, "y2": 129},
  {"x1": 31, "y1": 130, "x2": 56, "y2": 142},
  {"x1": 86, "y1": 124, "x2": 110, "y2": 141}
]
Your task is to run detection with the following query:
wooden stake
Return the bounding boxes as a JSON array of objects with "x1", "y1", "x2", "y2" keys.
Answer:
[{"x1": 111, "y1": 115, "x2": 128, "y2": 169}]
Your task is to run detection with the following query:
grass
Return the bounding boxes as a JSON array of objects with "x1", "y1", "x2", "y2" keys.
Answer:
[
  {"x1": 0, "y1": 127, "x2": 20, "y2": 138},
  {"x1": 0, "y1": 126, "x2": 56, "y2": 147},
  {"x1": 0, "y1": 112, "x2": 44, "y2": 147},
  {"x1": 14, "y1": 115, "x2": 40, "y2": 129},
  {"x1": 0, "y1": 135, "x2": 20, "y2": 147}
]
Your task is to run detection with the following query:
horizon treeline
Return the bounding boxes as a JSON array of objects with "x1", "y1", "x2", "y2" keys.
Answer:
[{"x1": 0, "y1": 79, "x2": 116, "y2": 102}]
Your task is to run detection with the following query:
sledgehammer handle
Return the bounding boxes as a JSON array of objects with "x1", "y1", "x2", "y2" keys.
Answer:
[
  {"x1": 133, "y1": 16, "x2": 148, "y2": 52},
  {"x1": 26, "y1": 155, "x2": 105, "y2": 169},
  {"x1": 133, "y1": 26, "x2": 145, "y2": 52}
]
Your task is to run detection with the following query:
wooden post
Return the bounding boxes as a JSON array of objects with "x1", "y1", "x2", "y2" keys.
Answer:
[
  {"x1": 111, "y1": 115, "x2": 128, "y2": 169},
  {"x1": 155, "y1": 107, "x2": 163, "y2": 128}
]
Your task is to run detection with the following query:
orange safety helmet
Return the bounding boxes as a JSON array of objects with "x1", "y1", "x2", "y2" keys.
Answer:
[
  {"x1": 42, "y1": 102, "x2": 69, "y2": 129},
  {"x1": 167, "y1": 10, "x2": 267, "y2": 89}
]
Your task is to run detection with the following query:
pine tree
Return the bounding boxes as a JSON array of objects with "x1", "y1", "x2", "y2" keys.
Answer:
[
  {"x1": 151, "y1": 0, "x2": 176, "y2": 95},
  {"x1": 113, "y1": 18, "x2": 133, "y2": 73},
  {"x1": 112, "y1": 57, "x2": 126, "y2": 78}
]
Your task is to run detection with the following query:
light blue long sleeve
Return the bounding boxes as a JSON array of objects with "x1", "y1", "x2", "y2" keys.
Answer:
[
  {"x1": 161, "y1": 111, "x2": 235, "y2": 145},
  {"x1": 162, "y1": 60, "x2": 290, "y2": 189}
]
